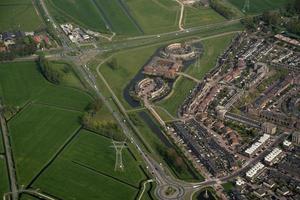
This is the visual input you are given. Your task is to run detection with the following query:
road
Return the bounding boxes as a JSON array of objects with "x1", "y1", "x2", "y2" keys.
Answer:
[{"x1": 0, "y1": 103, "x2": 18, "y2": 200}]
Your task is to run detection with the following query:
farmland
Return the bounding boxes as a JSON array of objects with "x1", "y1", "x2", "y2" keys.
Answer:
[
  {"x1": 47, "y1": 0, "x2": 142, "y2": 35},
  {"x1": 0, "y1": 61, "x2": 92, "y2": 187},
  {"x1": 184, "y1": 6, "x2": 225, "y2": 28},
  {"x1": 0, "y1": 0, "x2": 43, "y2": 31},
  {"x1": 33, "y1": 129, "x2": 146, "y2": 200},
  {"x1": 46, "y1": 0, "x2": 107, "y2": 32},
  {"x1": 228, "y1": 0, "x2": 293, "y2": 14},
  {"x1": 126, "y1": 0, "x2": 179, "y2": 34}
]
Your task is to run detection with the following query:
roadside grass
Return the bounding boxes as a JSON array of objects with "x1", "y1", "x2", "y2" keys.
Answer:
[
  {"x1": 94, "y1": 0, "x2": 142, "y2": 35},
  {"x1": 157, "y1": 33, "x2": 236, "y2": 116},
  {"x1": 33, "y1": 129, "x2": 146, "y2": 200},
  {"x1": 0, "y1": 130, "x2": 3, "y2": 154},
  {"x1": 46, "y1": 0, "x2": 107, "y2": 32},
  {"x1": 0, "y1": 0, "x2": 43, "y2": 31},
  {"x1": 0, "y1": 159, "x2": 9, "y2": 198},
  {"x1": 20, "y1": 194, "x2": 41, "y2": 200},
  {"x1": 184, "y1": 6, "x2": 226, "y2": 28},
  {"x1": 9, "y1": 104, "x2": 82, "y2": 186},
  {"x1": 126, "y1": 0, "x2": 179, "y2": 34},
  {"x1": 228, "y1": 0, "x2": 293, "y2": 14}
]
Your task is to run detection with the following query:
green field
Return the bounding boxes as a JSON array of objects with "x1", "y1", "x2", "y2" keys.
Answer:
[
  {"x1": 94, "y1": 0, "x2": 142, "y2": 35},
  {"x1": 47, "y1": 0, "x2": 107, "y2": 32},
  {"x1": 20, "y1": 194, "x2": 41, "y2": 200},
  {"x1": 9, "y1": 104, "x2": 82, "y2": 186},
  {"x1": 184, "y1": 6, "x2": 226, "y2": 28},
  {"x1": 228, "y1": 0, "x2": 293, "y2": 14},
  {"x1": 33, "y1": 129, "x2": 146, "y2": 200},
  {"x1": 0, "y1": 159, "x2": 9, "y2": 198},
  {"x1": 0, "y1": 61, "x2": 92, "y2": 187},
  {"x1": 0, "y1": 130, "x2": 3, "y2": 154},
  {"x1": 126, "y1": 0, "x2": 179, "y2": 34},
  {"x1": 47, "y1": 0, "x2": 142, "y2": 35},
  {"x1": 158, "y1": 33, "x2": 236, "y2": 116},
  {"x1": 0, "y1": 61, "x2": 91, "y2": 109},
  {"x1": 0, "y1": 0, "x2": 43, "y2": 31}
]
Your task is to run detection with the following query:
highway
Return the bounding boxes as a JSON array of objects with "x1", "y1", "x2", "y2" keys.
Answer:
[{"x1": 0, "y1": 103, "x2": 18, "y2": 200}]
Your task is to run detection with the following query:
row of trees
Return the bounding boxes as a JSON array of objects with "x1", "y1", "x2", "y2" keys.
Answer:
[
  {"x1": 38, "y1": 56, "x2": 63, "y2": 84},
  {"x1": 210, "y1": 0, "x2": 235, "y2": 19},
  {"x1": 157, "y1": 145, "x2": 187, "y2": 173},
  {"x1": 80, "y1": 100, "x2": 125, "y2": 141}
]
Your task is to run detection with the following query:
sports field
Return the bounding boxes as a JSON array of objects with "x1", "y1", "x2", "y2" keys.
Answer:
[
  {"x1": 184, "y1": 6, "x2": 226, "y2": 28},
  {"x1": 33, "y1": 130, "x2": 146, "y2": 200},
  {"x1": 228, "y1": 0, "x2": 293, "y2": 14},
  {"x1": 0, "y1": 0, "x2": 43, "y2": 31},
  {"x1": 0, "y1": 159, "x2": 9, "y2": 198},
  {"x1": 126, "y1": 0, "x2": 179, "y2": 34}
]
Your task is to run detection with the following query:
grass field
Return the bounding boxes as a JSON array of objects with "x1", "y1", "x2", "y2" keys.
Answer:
[
  {"x1": 93, "y1": 0, "x2": 142, "y2": 35},
  {"x1": 228, "y1": 0, "x2": 293, "y2": 14},
  {"x1": 184, "y1": 6, "x2": 226, "y2": 28},
  {"x1": 33, "y1": 129, "x2": 146, "y2": 200},
  {"x1": 0, "y1": 61, "x2": 91, "y2": 109},
  {"x1": 0, "y1": 0, "x2": 43, "y2": 31},
  {"x1": 0, "y1": 159, "x2": 9, "y2": 198},
  {"x1": 9, "y1": 104, "x2": 82, "y2": 186},
  {"x1": 126, "y1": 0, "x2": 179, "y2": 34},
  {"x1": 157, "y1": 33, "x2": 235, "y2": 116},
  {"x1": 0, "y1": 61, "x2": 92, "y2": 187},
  {"x1": 46, "y1": 0, "x2": 107, "y2": 32}
]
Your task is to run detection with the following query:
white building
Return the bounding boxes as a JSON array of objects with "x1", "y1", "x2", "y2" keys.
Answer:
[
  {"x1": 264, "y1": 147, "x2": 283, "y2": 165},
  {"x1": 246, "y1": 162, "x2": 265, "y2": 180}
]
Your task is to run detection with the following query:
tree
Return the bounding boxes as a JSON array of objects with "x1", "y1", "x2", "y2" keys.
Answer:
[
  {"x1": 108, "y1": 58, "x2": 119, "y2": 70},
  {"x1": 242, "y1": 16, "x2": 256, "y2": 31},
  {"x1": 262, "y1": 11, "x2": 281, "y2": 26}
]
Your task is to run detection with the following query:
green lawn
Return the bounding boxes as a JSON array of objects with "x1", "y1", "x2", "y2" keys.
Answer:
[
  {"x1": 184, "y1": 6, "x2": 226, "y2": 28},
  {"x1": 33, "y1": 129, "x2": 146, "y2": 200},
  {"x1": 126, "y1": 0, "x2": 179, "y2": 34},
  {"x1": 0, "y1": 159, "x2": 9, "y2": 198},
  {"x1": 0, "y1": 0, "x2": 43, "y2": 31},
  {"x1": 158, "y1": 78, "x2": 196, "y2": 117},
  {"x1": 228, "y1": 0, "x2": 293, "y2": 14},
  {"x1": 46, "y1": 0, "x2": 107, "y2": 32}
]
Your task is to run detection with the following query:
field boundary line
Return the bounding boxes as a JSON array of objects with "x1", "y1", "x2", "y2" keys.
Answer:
[
  {"x1": 72, "y1": 160, "x2": 139, "y2": 189},
  {"x1": 32, "y1": 102, "x2": 83, "y2": 113},
  {"x1": 26, "y1": 126, "x2": 83, "y2": 188}
]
